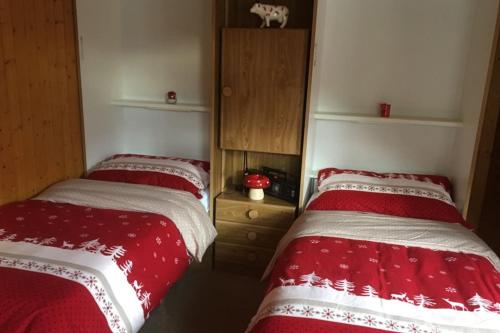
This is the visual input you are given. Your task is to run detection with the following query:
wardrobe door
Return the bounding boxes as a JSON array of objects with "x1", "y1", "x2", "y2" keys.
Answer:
[
  {"x1": 220, "y1": 28, "x2": 308, "y2": 155},
  {"x1": 0, "y1": 0, "x2": 84, "y2": 204},
  {"x1": 477, "y1": 117, "x2": 500, "y2": 255},
  {"x1": 476, "y1": 31, "x2": 500, "y2": 256}
]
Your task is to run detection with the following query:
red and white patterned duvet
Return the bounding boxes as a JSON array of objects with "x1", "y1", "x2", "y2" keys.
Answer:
[
  {"x1": 250, "y1": 212, "x2": 500, "y2": 333},
  {"x1": 0, "y1": 179, "x2": 215, "y2": 333},
  {"x1": 248, "y1": 169, "x2": 500, "y2": 332}
]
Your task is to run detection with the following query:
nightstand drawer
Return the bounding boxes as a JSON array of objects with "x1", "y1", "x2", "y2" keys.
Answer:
[
  {"x1": 214, "y1": 242, "x2": 274, "y2": 268},
  {"x1": 216, "y1": 198, "x2": 295, "y2": 229},
  {"x1": 216, "y1": 220, "x2": 286, "y2": 249}
]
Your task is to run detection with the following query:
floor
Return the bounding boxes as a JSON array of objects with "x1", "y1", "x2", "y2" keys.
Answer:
[{"x1": 139, "y1": 249, "x2": 267, "y2": 333}]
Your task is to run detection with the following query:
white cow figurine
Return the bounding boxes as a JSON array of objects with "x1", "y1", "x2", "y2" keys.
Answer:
[{"x1": 250, "y1": 3, "x2": 289, "y2": 28}]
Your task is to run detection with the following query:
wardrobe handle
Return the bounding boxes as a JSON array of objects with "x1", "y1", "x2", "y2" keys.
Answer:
[{"x1": 222, "y1": 86, "x2": 233, "y2": 97}]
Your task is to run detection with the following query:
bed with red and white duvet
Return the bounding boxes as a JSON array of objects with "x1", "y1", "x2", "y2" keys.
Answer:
[
  {"x1": 0, "y1": 155, "x2": 216, "y2": 333},
  {"x1": 247, "y1": 168, "x2": 500, "y2": 333}
]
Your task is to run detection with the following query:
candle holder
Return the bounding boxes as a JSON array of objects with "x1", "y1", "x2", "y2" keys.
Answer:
[
  {"x1": 166, "y1": 91, "x2": 177, "y2": 104},
  {"x1": 379, "y1": 103, "x2": 391, "y2": 117}
]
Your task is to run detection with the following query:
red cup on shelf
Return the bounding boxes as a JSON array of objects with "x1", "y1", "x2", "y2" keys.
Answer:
[{"x1": 379, "y1": 103, "x2": 391, "y2": 118}]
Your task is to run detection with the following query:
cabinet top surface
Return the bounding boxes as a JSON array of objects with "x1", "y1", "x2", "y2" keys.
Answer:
[
  {"x1": 217, "y1": 190, "x2": 296, "y2": 209},
  {"x1": 222, "y1": 27, "x2": 309, "y2": 32}
]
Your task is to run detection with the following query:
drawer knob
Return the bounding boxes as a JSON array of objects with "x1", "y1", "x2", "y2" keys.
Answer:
[
  {"x1": 247, "y1": 231, "x2": 257, "y2": 241},
  {"x1": 247, "y1": 209, "x2": 259, "y2": 219},
  {"x1": 247, "y1": 252, "x2": 257, "y2": 262}
]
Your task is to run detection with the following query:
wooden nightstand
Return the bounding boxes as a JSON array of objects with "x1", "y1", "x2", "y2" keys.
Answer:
[{"x1": 214, "y1": 190, "x2": 296, "y2": 276}]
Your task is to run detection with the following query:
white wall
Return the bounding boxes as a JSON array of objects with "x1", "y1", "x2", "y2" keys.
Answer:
[
  {"x1": 306, "y1": 0, "x2": 498, "y2": 209},
  {"x1": 77, "y1": 0, "x2": 211, "y2": 168},
  {"x1": 121, "y1": 108, "x2": 210, "y2": 160},
  {"x1": 76, "y1": 0, "x2": 124, "y2": 169},
  {"x1": 315, "y1": 0, "x2": 474, "y2": 119},
  {"x1": 450, "y1": 0, "x2": 499, "y2": 210},
  {"x1": 119, "y1": 0, "x2": 211, "y2": 105},
  {"x1": 312, "y1": 121, "x2": 457, "y2": 175},
  {"x1": 118, "y1": 0, "x2": 211, "y2": 160}
]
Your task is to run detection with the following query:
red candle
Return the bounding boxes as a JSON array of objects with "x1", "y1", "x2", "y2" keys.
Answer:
[{"x1": 379, "y1": 103, "x2": 391, "y2": 117}]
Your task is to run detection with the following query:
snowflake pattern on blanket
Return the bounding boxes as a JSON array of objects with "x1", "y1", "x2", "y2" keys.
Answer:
[
  {"x1": 248, "y1": 235, "x2": 500, "y2": 333},
  {"x1": 267, "y1": 236, "x2": 500, "y2": 312},
  {"x1": 0, "y1": 200, "x2": 190, "y2": 316}
]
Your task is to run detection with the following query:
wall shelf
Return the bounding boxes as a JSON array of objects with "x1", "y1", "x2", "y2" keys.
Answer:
[
  {"x1": 112, "y1": 99, "x2": 209, "y2": 113},
  {"x1": 313, "y1": 112, "x2": 463, "y2": 128}
]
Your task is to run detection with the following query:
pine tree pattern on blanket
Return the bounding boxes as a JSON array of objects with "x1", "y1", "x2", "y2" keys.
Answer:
[
  {"x1": 0, "y1": 199, "x2": 191, "y2": 333},
  {"x1": 247, "y1": 234, "x2": 500, "y2": 333}
]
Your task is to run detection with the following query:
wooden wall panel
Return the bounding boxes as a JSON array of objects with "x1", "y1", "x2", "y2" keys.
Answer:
[
  {"x1": 466, "y1": 9, "x2": 500, "y2": 227},
  {"x1": 478, "y1": 118, "x2": 500, "y2": 255},
  {"x1": 0, "y1": 0, "x2": 84, "y2": 205},
  {"x1": 210, "y1": 0, "x2": 226, "y2": 217},
  {"x1": 473, "y1": 12, "x2": 500, "y2": 255},
  {"x1": 298, "y1": 0, "x2": 318, "y2": 210}
]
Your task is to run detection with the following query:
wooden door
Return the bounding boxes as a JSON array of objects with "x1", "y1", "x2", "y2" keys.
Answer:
[
  {"x1": 0, "y1": 0, "x2": 84, "y2": 205},
  {"x1": 477, "y1": 118, "x2": 500, "y2": 255},
  {"x1": 475, "y1": 22, "x2": 500, "y2": 255},
  {"x1": 476, "y1": 50, "x2": 500, "y2": 255},
  {"x1": 220, "y1": 28, "x2": 309, "y2": 155}
]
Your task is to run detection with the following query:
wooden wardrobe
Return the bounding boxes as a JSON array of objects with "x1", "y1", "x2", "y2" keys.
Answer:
[
  {"x1": 210, "y1": 0, "x2": 317, "y2": 274},
  {"x1": 0, "y1": 0, "x2": 84, "y2": 205}
]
